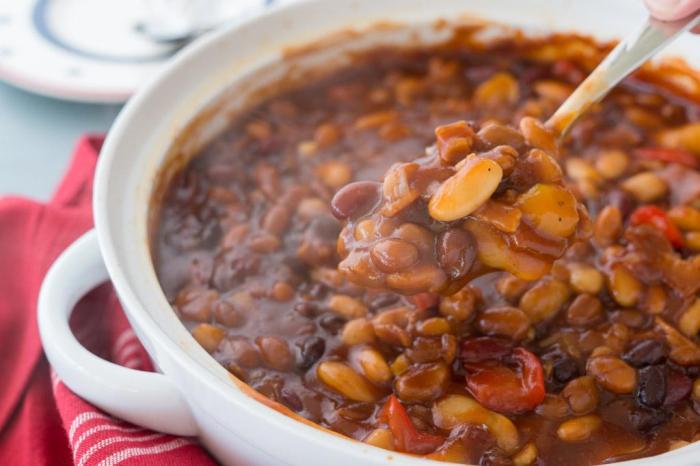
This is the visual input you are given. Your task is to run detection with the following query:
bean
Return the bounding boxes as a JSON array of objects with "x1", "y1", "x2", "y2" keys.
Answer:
[
  {"x1": 473, "y1": 72, "x2": 519, "y2": 108},
  {"x1": 256, "y1": 336, "x2": 295, "y2": 372},
  {"x1": 610, "y1": 310, "x2": 650, "y2": 329},
  {"x1": 213, "y1": 300, "x2": 244, "y2": 327},
  {"x1": 432, "y1": 394, "x2": 519, "y2": 453},
  {"x1": 395, "y1": 362, "x2": 450, "y2": 402},
  {"x1": 566, "y1": 294, "x2": 603, "y2": 327},
  {"x1": 664, "y1": 369, "x2": 692, "y2": 405},
  {"x1": 354, "y1": 347, "x2": 392, "y2": 386},
  {"x1": 477, "y1": 306, "x2": 531, "y2": 340},
  {"x1": 417, "y1": 317, "x2": 451, "y2": 336},
  {"x1": 477, "y1": 122, "x2": 525, "y2": 150},
  {"x1": 372, "y1": 307, "x2": 412, "y2": 347},
  {"x1": 516, "y1": 184, "x2": 579, "y2": 238},
  {"x1": 527, "y1": 148, "x2": 563, "y2": 183},
  {"x1": 595, "y1": 149, "x2": 629, "y2": 179},
  {"x1": 553, "y1": 357, "x2": 580, "y2": 384},
  {"x1": 636, "y1": 366, "x2": 667, "y2": 408},
  {"x1": 314, "y1": 122, "x2": 342, "y2": 147},
  {"x1": 271, "y1": 282, "x2": 294, "y2": 301},
  {"x1": 513, "y1": 442, "x2": 538, "y2": 466},
  {"x1": 556, "y1": 415, "x2": 602, "y2": 442},
  {"x1": 621, "y1": 172, "x2": 668, "y2": 202},
  {"x1": 519, "y1": 278, "x2": 571, "y2": 323},
  {"x1": 629, "y1": 405, "x2": 670, "y2": 431},
  {"x1": 218, "y1": 337, "x2": 261, "y2": 368},
  {"x1": 249, "y1": 232, "x2": 281, "y2": 253},
  {"x1": 262, "y1": 203, "x2": 291, "y2": 236},
  {"x1": 623, "y1": 339, "x2": 668, "y2": 367},
  {"x1": 330, "y1": 181, "x2": 381, "y2": 220},
  {"x1": 390, "y1": 354, "x2": 410, "y2": 376},
  {"x1": 341, "y1": 318, "x2": 376, "y2": 346},
  {"x1": 316, "y1": 161, "x2": 353, "y2": 189},
  {"x1": 668, "y1": 205, "x2": 700, "y2": 231},
  {"x1": 191, "y1": 323, "x2": 225, "y2": 353},
  {"x1": 535, "y1": 394, "x2": 570, "y2": 420},
  {"x1": 686, "y1": 232, "x2": 700, "y2": 251},
  {"x1": 643, "y1": 285, "x2": 667, "y2": 315},
  {"x1": 354, "y1": 110, "x2": 398, "y2": 129},
  {"x1": 364, "y1": 428, "x2": 395, "y2": 450},
  {"x1": 439, "y1": 286, "x2": 477, "y2": 321},
  {"x1": 495, "y1": 274, "x2": 531, "y2": 302},
  {"x1": 428, "y1": 157, "x2": 503, "y2": 221},
  {"x1": 655, "y1": 122, "x2": 700, "y2": 154},
  {"x1": 568, "y1": 263, "x2": 603, "y2": 294},
  {"x1": 328, "y1": 294, "x2": 368, "y2": 319},
  {"x1": 370, "y1": 238, "x2": 419, "y2": 273},
  {"x1": 679, "y1": 298, "x2": 700, "y2": 337},
  {"x1": 317, "y1": 361, "x2": 380, "y2": 402},
  {"x1": 297, "y1": 335, "x2": 326, "y2": 371},
  {"x1": 407, "y1": 335, "x2": 457, "y2": 365},
  {"x1": 437, "y1": 228, "x2": 477, "y2": 279},
  {"x1": 586, "y1": 355, "x2": 637, "y2": 394},
  {"x1": 608, "y1": 264, "x2": 642, "y2": 308},
  {"x1": 563, "y1": 376, "x2": 599, "y2": 415},
  {"x1": 520, "y1": 116, "x2": 557, "y2": 153},
  {"x1": 593, "y1": 206, "x2": 622, "y2": 246},
  {"x1": 382, "y1": 162, "x2": 420, "y2": 217},
  {"x1": 566, "y1": 158, "x2": 599, "y2": 183},
  {"x1": 175, "y1": 288, "x2": 219, "y2": 322},
  {"x1": 386, "y1": 264, "x2": 447, "y2": 294}
]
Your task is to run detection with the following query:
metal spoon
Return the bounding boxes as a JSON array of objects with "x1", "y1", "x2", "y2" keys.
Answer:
[{"x1": 547, "y1": 11, "x2": 700, "y2": 136}]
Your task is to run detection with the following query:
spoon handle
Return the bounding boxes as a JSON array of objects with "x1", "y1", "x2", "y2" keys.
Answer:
[{"x1": 547, "y1": 12, "x2": 700, "y2": 136}]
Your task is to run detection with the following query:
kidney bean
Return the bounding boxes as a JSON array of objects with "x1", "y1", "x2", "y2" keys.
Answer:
[
  {"x1": 437, "y1": 228, "x2": 477, "y2": 280},
  {"x1": 459, "y1": 337, "x2": 514, "y2": 365},
  {"x1": 370, "y1": 238, "x2": 419, "y2": 273},
  {"x1": 636, "y1": 366, "x2": 667, "y2": 408},
  {"x1": 623, "y1": 339, "x2": 668, "y2": 368},
  {"x1": 297, "y1": 335, "x2": 326, "y2": 371},
  {"x1": 331, "y1": 181, "x2": 382, "y2": 220},
  {"x1": 319, "y1": 313, "x2": 346, "y2": 334}
]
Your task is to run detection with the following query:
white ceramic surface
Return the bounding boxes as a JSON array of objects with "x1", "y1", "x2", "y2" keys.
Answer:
[{"x1": 38, "y1": 0, "x2": 700, "y2": 465}]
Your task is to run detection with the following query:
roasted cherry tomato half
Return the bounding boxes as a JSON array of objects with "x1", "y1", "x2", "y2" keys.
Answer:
[
  {"x1": 380, "y1": 395, "x2": 444, "y2": 454},
  {"x1": 463, "y1": 346, "x2": 545, "y2": 414},
  {"x1": 635, "y1": 147, "x2": 698, "y2": 169},
  {"x1": 629, "y1": 205, "x2": 684, "y2": 248}
]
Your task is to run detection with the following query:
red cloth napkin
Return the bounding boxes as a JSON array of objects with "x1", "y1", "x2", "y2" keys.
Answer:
[{"x1": 0, "y1": 136, "x2": 216, "y2": 466}]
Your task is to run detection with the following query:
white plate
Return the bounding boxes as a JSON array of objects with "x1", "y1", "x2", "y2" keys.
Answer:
[{"x1": 0, "y1": 0, "x2": 281, "y2": 103}]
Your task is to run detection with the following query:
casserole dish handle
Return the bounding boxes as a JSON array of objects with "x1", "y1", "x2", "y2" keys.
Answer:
[{"x1": 38, "y1": 230, "x2": 198, "y2": 436}]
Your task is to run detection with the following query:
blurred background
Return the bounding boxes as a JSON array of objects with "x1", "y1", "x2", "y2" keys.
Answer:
[{"x1": 0, "y1": 0, "x2": 289, "y2": 200}]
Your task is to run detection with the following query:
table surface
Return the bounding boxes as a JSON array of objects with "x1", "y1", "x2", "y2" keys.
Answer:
[{"x1": 0, "y1": 80, "x2": 122, "y2": 201}]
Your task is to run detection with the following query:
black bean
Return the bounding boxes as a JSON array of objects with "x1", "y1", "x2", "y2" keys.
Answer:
[
  {"x1": 294, "y1": 301, "x2": 321, "y2": 318},
  {"x1": 664, "y1": 369, "x2": 692, "y2": 406},
  {"x1": 437, "y1": 228, "x2": 476, "y2": 280},
  {"x1": 330, "y1": 181, "x2": 381, "y2": 220},
  {"x1": 628, "y1": 405, "x2": 670, "y2": 432},
  {"x1": 636, "y1": 366, "x2": 666, "y2": 408},
  {"x1": 623, "y1": 339, "x2": 668, "y2": 368},
  {"x1": 368, "y1": 293, "x2": 400, "y2": 310},
  {"x1": 296, "y1": 336, "x2": 326, "y2": 370},
  {"x1": 318, "y1": 313, "x2": 346, "y2": 334},
  {"x1": 552, "y1": 357, "x2": 580, "y2": 384}
]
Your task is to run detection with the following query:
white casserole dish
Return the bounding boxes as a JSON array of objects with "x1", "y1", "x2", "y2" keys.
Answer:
[{"x1": 38, "y1": 0, "x2": 700, "y2": 464}]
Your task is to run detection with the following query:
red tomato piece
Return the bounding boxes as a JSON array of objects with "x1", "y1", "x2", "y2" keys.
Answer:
[
  {"x1": 382, "y1": 395, "x2": 444, "y2": 454},
  {"x1": 629, "y1": 205, "x2": 684, "y2": 248},
  {"x1": 464, "y1": 347, "x2": 545, "y2": 414},
  {"x1": 634, "y1": 147, "x2": 698, "y2": 169}
]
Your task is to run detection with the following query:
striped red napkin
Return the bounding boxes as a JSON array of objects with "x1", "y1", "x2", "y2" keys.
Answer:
[{"x1": 0, "y1": 136, "x2": 216, "y2": 466}]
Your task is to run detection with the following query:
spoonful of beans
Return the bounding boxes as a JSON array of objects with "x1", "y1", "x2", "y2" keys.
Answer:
[{"x1": 331, "y1": 11, "x2": 699, "y2": 296}]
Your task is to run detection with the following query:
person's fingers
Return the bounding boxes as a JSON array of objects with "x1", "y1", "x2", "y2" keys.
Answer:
[{"x1": 644, "y1": 0, "x2": 700, "y2": 20}]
